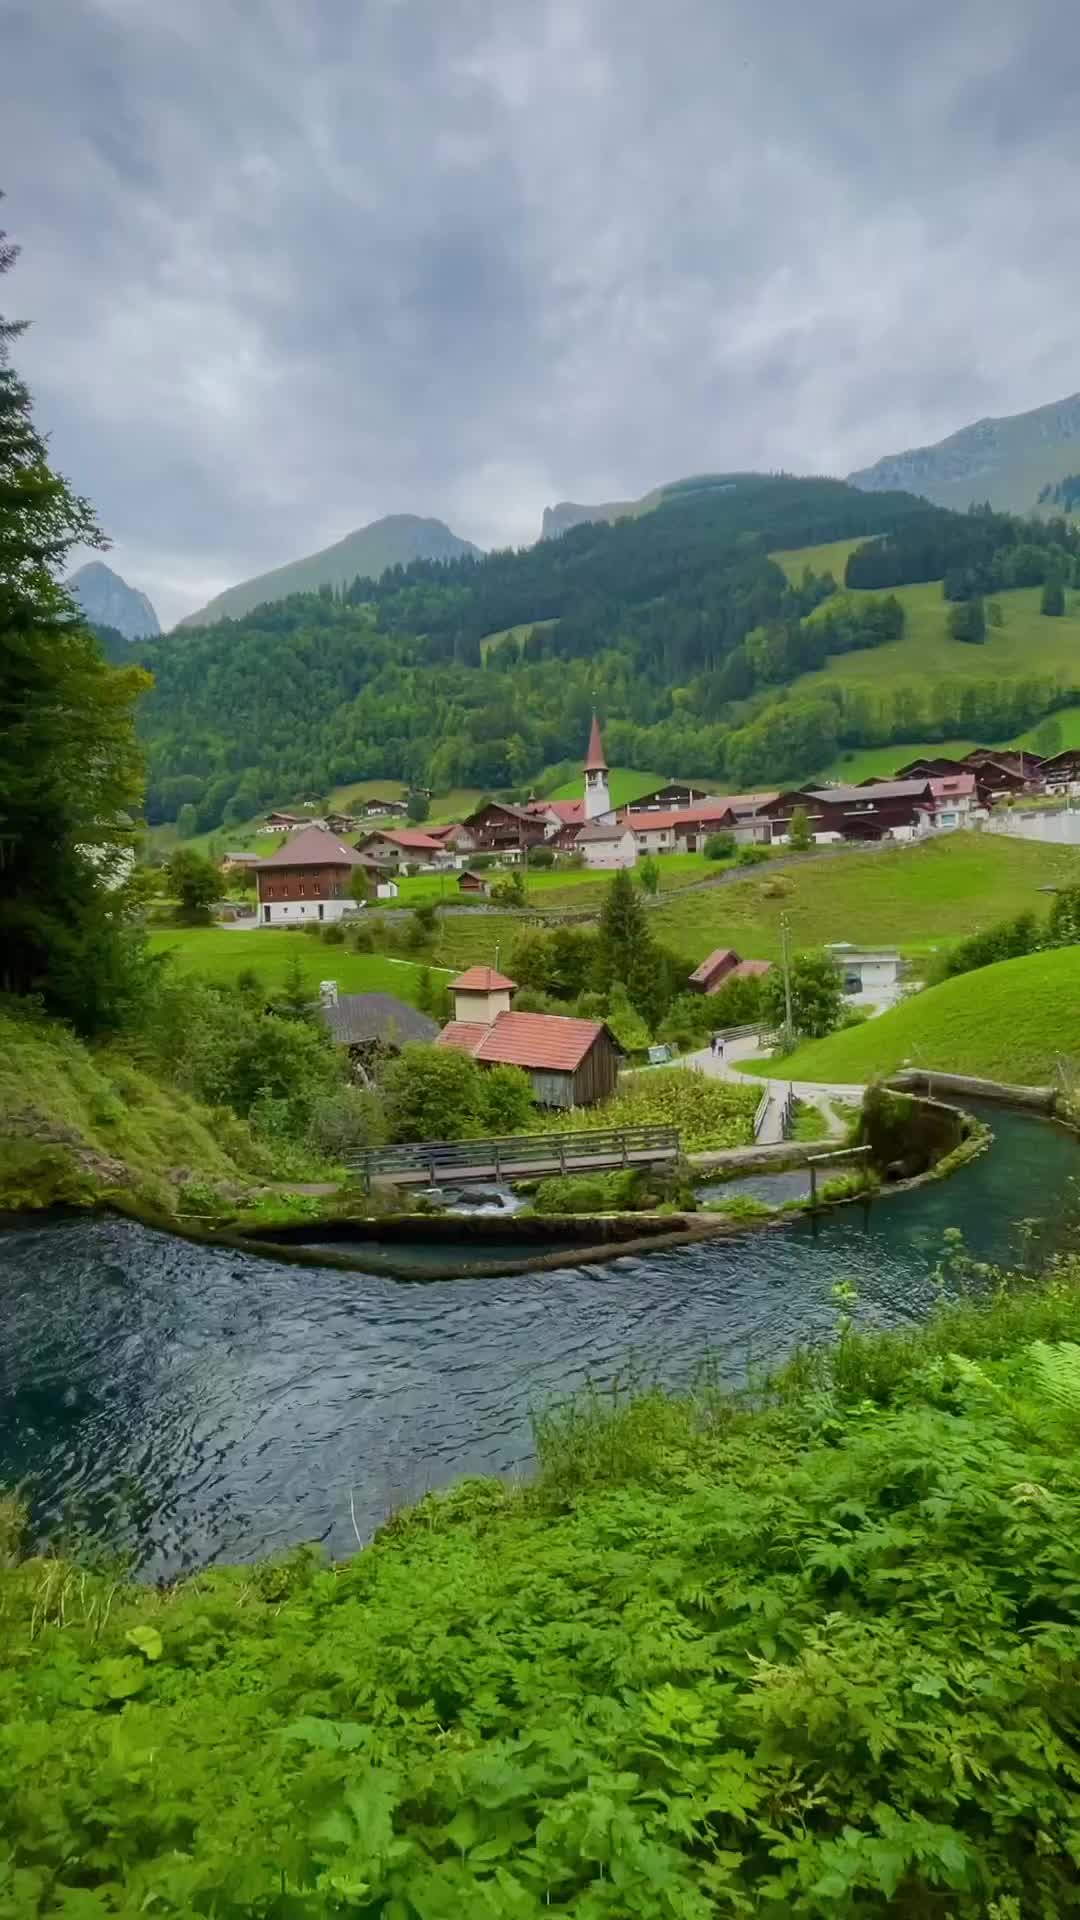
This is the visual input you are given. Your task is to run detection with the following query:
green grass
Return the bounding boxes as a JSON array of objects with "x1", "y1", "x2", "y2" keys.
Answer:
[
  {"x1": 757, "y1": 945, "x2": 1080, "y2": 1085},
  {"x1": 546, "y1": 766, "x2": 668, "y2": 806},
  {"x1": 652, "y1": 832, "x2": 1080, "y2": 964},
  {"x1": 771, "y1": 537, "x2": 870, "y2": 585},
  {"x1": 7, "y1": 1284, "x2": 1080, "y2": 1911},
  {"x1": 430, "y1": 914, "x2": 533, "y2": 971},
  {"x1": 147, "y1": 928, "x2": 450, "y2": 999},
  {"x1": 478, "y1": 617, "x2": 557, "y2": 659},
  {"x1": 533, "y1": 1068, "x2": 759, "y2": 1151},
  {"x1": 0, "y1": 1004, "x2": 274, "y2": 1213},
  {"x1": 819, "y1": 739, "x2": 978, "y2": 782}
]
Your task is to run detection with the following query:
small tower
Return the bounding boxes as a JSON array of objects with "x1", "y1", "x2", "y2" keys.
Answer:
[{"x1": 583, "y1": 712, "x2": 611, "y2": 822}]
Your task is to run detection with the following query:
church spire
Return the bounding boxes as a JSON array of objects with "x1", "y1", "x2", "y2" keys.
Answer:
[{"x1": 584, "y1": 712, "x2": 608, "y2": 773}]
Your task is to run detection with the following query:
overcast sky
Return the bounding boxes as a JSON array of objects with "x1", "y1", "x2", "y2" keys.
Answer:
[{"x1": 4, "y1": 0, "x2": 1078, "y2": 626}]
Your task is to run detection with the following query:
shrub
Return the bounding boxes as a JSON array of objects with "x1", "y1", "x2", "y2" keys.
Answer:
[
  {"x1": 306, "y1": 1086, "x2": 386, "y2": 1158},
  {"x1": 347, "y1": 920, "x2": 375, "y2": 952},
  {"x1": 382, "y1": 1043, "x2": 484, "y2": 1142},
  {"x1": 302, "y1": 920, "x2": 323, "y2": 939},
  {"x1": 478, "y1": 1062, "x2": 534, "y2": 1134},
  {"x1": 528, "y1": 843, "x2": 555, "y2": 869},
  {"x1": 320, "y1": 922, "x2": 345, "y2": 945},
  {"x1": 490, "y1": 871, "x2": 527, "y2": 907},
  {"x1": 736, "y1": 842, "x2": 771, "y2": 866},
  {"x1": 704, "y1": 831, "x2": 736, "y2": 860}
]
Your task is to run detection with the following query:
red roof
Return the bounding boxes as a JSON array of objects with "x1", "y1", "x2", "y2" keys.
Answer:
[
  {"x1": 425, "y1": 821, "x2": 467, "y2": 840},
  {"x1": 450, "y1": 966, "x2": 518, "y2": 992},
  {"x1": 357, "y1": 827, "x2": 445, "y2": 852},
  {"x1": 528, "y1": 798, "x2": 583, "y2": 824},
  {"x1": 584, "y1": 713, "x2": 608, "y2": 773},
  {"x1": 252, "y1": 826, "x2": 368, "y2": 869},
  {"x1": 439, "y1": 1009, "x2": 612, "y2": 1072},
  {"x1": 929, "y1": 774, "x2": 976, "y2": 799},
  {"x1": 729, "y1": 959, "x2": 772, "y2": 978},
  {"x1": 688, "y1": 947, "x2": 739, "y2": 986}
]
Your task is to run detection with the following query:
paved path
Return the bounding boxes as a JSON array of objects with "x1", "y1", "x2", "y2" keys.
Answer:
[{"x1": 677, "y1": 1035, "x2": 864, "y2": 1144}]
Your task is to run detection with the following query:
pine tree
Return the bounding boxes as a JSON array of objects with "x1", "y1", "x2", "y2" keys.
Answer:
[
  {"x1": 596, "y1": 870, "x2": 665, "y2": 1029},
  {"x1": 0, "y1": 207, "x2": 149, "y2": 1030},
  {"x1": 1041, "y1": 575, "x2": 1066, "y2": 618}
]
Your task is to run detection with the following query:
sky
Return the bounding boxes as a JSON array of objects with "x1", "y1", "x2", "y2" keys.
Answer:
[{"x1": 4, "y1": 0, "x2": 1079, "y2": 627}]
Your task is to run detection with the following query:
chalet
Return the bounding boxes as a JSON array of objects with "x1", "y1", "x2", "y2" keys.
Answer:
[
  {"x1": 577, "y1": 821, "x2": 637, "y2": 869},
  {"x1": 425, "y1": 821, "x2": 477, "y2": 856},
  {"x1": 458, "y1": 869, "x2": 490, "y2": 895},
  {"x1": 436, "y1": 969, "x2": 623, "y2": 1107},
  {"x1": 526, "y1": 798, "x2": 587, "y2": 836},
  {"x1": 892, "y1": 756, "x2": 970, "y2": 779},
  {"x1": 688, "y1": 948, "x2": 740, "y2": 994},
  {"x1": 1039, "y1": 748, "x2": 1080, "y2": 789},
  {"x1": 324, "y1": 810, "x2": 358, "y2": 834},
  {"x1": 630, "y1": 782, "x2": 716, "y2": 812},
  {"x1": 266, "y1": 810, "x2": 313, "y2": 831},
  {"x1": 729, "y1": 959, "x2": 772, "y2": 982},
  {"x1": 961, "y1": 749, "x2": 1038, "y2": 800},
  {"x1": 251, "y1": 825, "x2": 367, "y2": 926},
  {"x1": 761, "y1": 781, "x2": 933, "y2": 843},
  {"x1": 317, "y1": 984, "x2": 438, "y2": 1068},
  {"x1": 221, "y1": 852, "x2": 259, "y2": 873},
  {"x1": 354, "y1": 827, "x2": 454, "y2": 869},
  {"x1": 355, "y1": 796, "x2": 409, "y2": 818},
  {"x1": 622, "y1": 794, "x2": 773, "y2": 854},
  {"x1": 917, "y1": 773, "x2": 981, "y2": 832},
  {"x1": 463, "y1": 799, "x2": 549, "y2": 856}
]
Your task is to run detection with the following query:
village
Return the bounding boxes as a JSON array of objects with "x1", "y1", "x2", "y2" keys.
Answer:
[{"x1": 199, "y1": 721, "x2": 1080, "y2": 1111}]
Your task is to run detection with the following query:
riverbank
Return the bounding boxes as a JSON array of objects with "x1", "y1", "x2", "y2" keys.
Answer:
[{"x1": 4, "y1": 1271, "x2": 1080, "y2": 1913}]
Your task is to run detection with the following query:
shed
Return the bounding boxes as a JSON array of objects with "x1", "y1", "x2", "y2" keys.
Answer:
[
  {"x1": 825, "y1": 945, "x2": 902, "y2": 996},
  {"x1": 688, "y1": 948, "x2": 741, "y2": 993},
  {"x1": 317, "y1": 989, "x2": 438, "y2": 1069}
]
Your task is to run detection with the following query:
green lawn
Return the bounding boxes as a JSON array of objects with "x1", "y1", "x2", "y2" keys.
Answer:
[
  {"x1": 651, "y1": 832, "x2": 1080, "y2": 965},
  {"x1": 147, "y1": 929, "x2": 450, "y2": 1001},
  {"x1": 819, "y1": 739, "x2": 978, "y2": 783},
  {"x1": 771, "y1": 538, "x2": 870, "y2": 586},
  {"x1": 479, "y1": 618, "x2": 557, "y2": 659},
  {"x1": 751, "y1": 946, "x2": 1080, "y2": 1086},
  {"x1": 546, "y1": 767, "x2": 669, "y2": 806}
]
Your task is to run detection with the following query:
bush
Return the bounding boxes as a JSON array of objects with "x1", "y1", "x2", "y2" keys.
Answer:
[
  {"x1": 947, "y1": 596, "x2": 986, "y2": 643},
  {"x1": 490, "y1": 871, "x2": 527, "y2": 907},
  {"x1": 346, "y1": 920, "x2": 375, "y2": 952},
  {"x1": 320, "y1": 922, "x2": 345, "y2": 945},
  {"x1": 535, "y1": 1068, "x2": 759, "y2": 1151},
  {"x1": 528, "y1": 843, "x2": 555, "y2": 869},
  {"x1": 704, "y1": 831, "x2": 736, "y2": 860},
  {"x1": 736, "y1": 842, "x2": 771, "y2": 866},
  {"x1": 382, "y1": 1043, "x2": 485, "y2": 1142},
  {"x1": 305, "y1": 1085, "x2": 386, "y2": 1158},
  {"x1": 302, "y1": 920, "x2": 323, "y2": 939},
  {"x1": 478, "y1": 1062, "x2": 534, "y2": 1134}
]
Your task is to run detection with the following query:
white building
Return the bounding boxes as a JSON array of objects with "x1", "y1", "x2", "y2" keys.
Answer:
[
  {"x1": 577, "y1": 821, "x2": 638, "y2": 869},
  {"x1": 252, "y1": 825, "x2": 368, "y2": 926},
  {"x1": 583, "y1": 713, "x2": 612, "y2": 822},
  {"x1": 826, "y1": 944, "x2": 903, "y2": 1003}
]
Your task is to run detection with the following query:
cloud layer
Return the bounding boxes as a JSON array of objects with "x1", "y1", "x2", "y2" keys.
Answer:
[{"x1": 4, "y1": 0, "x2": 1078, "y2": 624}]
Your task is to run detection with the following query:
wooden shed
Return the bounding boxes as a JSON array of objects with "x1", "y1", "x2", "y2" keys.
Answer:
[{"x1": 437, "y1": 1010, "x2": 623, "y2": 1108}]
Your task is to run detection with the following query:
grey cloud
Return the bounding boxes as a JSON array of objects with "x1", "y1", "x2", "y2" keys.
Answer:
[{"x1": 3, "y1": 0, "x2": 1078, "y2": 624}]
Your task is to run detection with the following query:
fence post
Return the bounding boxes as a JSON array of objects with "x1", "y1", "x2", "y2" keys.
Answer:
[
  {"x1": 621, "y1": 1131, "x2": 629, "y2": 1166},
  {"x1": 809, "y1": 1162, "x2": 817, "y2": 1210},
  {"x1": 429, "y1": 1152, "x2": 437, "y2": 1185},
  {"x1": 494, "y1": 1141, "x2": 502, "y2": 1178},
  {"x1": 559, "y1": 1139, "x2": 567, "y2": 1174}
]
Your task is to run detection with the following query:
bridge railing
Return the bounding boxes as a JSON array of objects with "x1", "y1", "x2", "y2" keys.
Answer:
[{"x1": 346, "y1": 1124, "x2": 681, "y2": 1188}]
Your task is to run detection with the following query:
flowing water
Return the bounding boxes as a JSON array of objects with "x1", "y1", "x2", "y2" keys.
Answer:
[{"x1": 1, "y1": 1105, "x2": 1077, "y2": 1578}]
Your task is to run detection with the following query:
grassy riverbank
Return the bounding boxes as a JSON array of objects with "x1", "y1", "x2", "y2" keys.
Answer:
[
  {"x1": 0, "y1": 1002, "x2": 285, "y2": 1214},
  {"x1": 4, "y1": 1272, "x2": 1080, "y2": 1913}
]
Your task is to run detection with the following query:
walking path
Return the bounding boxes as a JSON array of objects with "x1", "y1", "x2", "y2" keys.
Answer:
[{"x1": 678, "y1": 1035, "x2": 864, "y2": 1145}]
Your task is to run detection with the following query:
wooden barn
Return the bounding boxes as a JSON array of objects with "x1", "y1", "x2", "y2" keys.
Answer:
[{"x1": 436, "y1": 968, "x2": 622, "y2": 1107}]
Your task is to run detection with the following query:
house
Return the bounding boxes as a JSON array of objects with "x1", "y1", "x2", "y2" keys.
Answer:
[
  {"x1": 221, "y1": 852, "x2": 259, "y2": 873},
  {"x1": 355, "y1": 795, "x2": 410, "y2": 818},
  {"x1": 354, "y1": 827, "x2": 454, "y2": 869},
  {"x1": 892, "y1": 755, "x2": 971, "y2": 779},
  {"x1": 526, "y1": 797, "x2": 587, "y2": 836},
  {"x1": 960, "y1": 750, "x2": 1037, "y2": 799},
  {"x1": 728, "y1": 959, "x2": 772, "y2": 982},
  {"x1": 630, "y1": 782, "x2": 716, "y2": 812},
  {"x1": 762, "y1": 781, "x2": 933, "y2": 843},
  {"x1": 458, "y1": 870, "x2": 490, "y2": 895},
  {"x1": 266, "y1": 810, "x2": 314, "y2": 831},
  {"x1": 251, "y1": 825, "x2": 368, "y2": 926},
  {"x1": 425, "y1": 821, "x2": 476, "y2": 859},
  {"x1": 463, "y1": 799, "x2": 549, "y2": 856},
  {"x1": 436, "y1": 968, "x2": 623, "y2": 1107},
  {"x1": 317, "y1": 984, "x2": 438, "y2": 1069},
  {"x1": 621, "y1": 794, "x2": 774, "y2": 854},
  {"x1": 1038, "y1": 748, "x2": 1080, "y2": 790},
  {"x1": 825, "y1": 945, "x2": 903, "y2": 1000},
  {"x1": 324, "y1": 810, "x2": 358, "y2": 834},
  {"x1": 687, "y1": 948, "x2": 741, "y2": 994},
  {"x1": 576, "y1": 821, "x2": 638, "y2": 869},
  {"x1": 917, "y1": 773, "x2": 981, "y2": 832}
]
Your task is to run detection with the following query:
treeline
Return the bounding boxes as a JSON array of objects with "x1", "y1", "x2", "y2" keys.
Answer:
[
  {"x1": 846, "y1": 503, "x2": 1080, "y2": 594},
  {"x1": 1038, "y1": 473, "x2": 1080, "y2": 512}
]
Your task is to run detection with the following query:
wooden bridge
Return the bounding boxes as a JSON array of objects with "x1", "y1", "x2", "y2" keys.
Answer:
[{"x1": 347, "y1": 1124, "x2": 681, "y2": 1190}]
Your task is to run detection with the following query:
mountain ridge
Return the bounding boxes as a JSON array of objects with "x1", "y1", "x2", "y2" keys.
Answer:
[
  {"x1": 848, "y1": 392, "x2": 1080, "y2": 514},
  {"x1": 66, "y1": 560, "x2": 160, "y2": 640},
  {"x1": 178, "y1": 513, "x2": 481, "y2": 629}
]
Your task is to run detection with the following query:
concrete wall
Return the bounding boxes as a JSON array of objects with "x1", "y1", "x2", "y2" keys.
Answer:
[
  {"x1": 262, "y1": 897, "x2": 350, "y2": 926},
  {"x1": 987, "y1": 809, "x2": 1080, "y2": 846}
]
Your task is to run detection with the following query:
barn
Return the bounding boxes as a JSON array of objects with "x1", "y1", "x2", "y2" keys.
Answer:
[{"x1": 436, "y1": 968, "x2": 622, "y2": 1107}]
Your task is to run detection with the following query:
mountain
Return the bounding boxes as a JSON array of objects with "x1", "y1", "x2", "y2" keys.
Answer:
[
  {"x1": 66, "y1": 561, "x2": 160, "y2": 640},
  {"x1": 540, "y1": 474, "x2": 739, "y2": 540},
  {"x1": 848, "y1": 393, "x2": 1080, "y2": 514},
  {"x1": 178, "y1": 514, "x2": 481, "y2": 628}
]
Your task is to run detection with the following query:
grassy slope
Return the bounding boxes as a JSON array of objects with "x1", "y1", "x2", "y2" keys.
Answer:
[
  {"x1": 546, "y1": 767, "x2": 667, "y2": 806},
  {"x1": 651, "y1": 833, "x2": 1080, "y2": 963},
  {"x1": 771, "y1": 538, "x2": 870, "y2": 584},
  {"x1": 0, "y1": 1007, "x2": 270, "y2": 1212},
  {"x1": 758, "y1": 945, "x2": 1080, "y2": 1085},
  {"x1": 146, "y1": 929, "x2": 451, "y2": 996}
]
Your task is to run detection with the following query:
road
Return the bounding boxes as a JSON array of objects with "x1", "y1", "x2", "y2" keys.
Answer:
[{"x1": 677, "y1": 1034, "x2": 864, "y2": 1144}]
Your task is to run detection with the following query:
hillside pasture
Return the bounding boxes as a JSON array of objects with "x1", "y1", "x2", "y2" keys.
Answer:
[
  {"x1": 147, "y1": 929, "x2": 449, "y2": 1002},
  {"x1": 747, "y1": 945, "x2": 1080, "y2": 1086},
  {"x1": 546, "y1": 766, "x2": 669, "y2": 806},
  {"x1": 771, "y1": 537, "x2": 871, "y2": 585}
]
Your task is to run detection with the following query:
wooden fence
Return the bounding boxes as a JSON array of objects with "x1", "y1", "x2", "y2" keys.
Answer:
[{"x1": 347, "y1": 1124, "x2": 681, "y2": 1189}]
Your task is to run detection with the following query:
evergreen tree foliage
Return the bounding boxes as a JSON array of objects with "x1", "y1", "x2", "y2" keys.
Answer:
[
  {"x1": 596, "y1": 870, "x2": 665, "y2": 1028},
  {"x1": 1041, "y1": 574, "x2": 1066, "y2": 617},
  {"x1": 0, "y1": 211, "x2": 149, "y2": 1031}
]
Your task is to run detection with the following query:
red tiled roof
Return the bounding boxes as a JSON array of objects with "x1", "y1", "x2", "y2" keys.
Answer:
[
  {"x1": 357, "y1": 827, "x2": 445, "y2": 851},
  {"x1": 480, "y1": 1010, "x2": 612, "y2": 1071},
  {"x1": 436, "y1": 1022, "x2": 490, "y2": 1055},
  {"x1": 252, "y1": 826, "x2": 368, "y2": 868},
  {"x1": 688, "y1": 947, "x2": 739, "y2": 986},
  {"x1": 585, "y1": 713, "x2": 608, "y2": 772},
  {"x1": 451, "y1": 966, "x2": 518, "y2": 991},
  {"x1": 729, "y1": 959, "x2": 772, "y2": 978},
  {"x1": 929, "y1": 774, "x2": 976, "y2": 799},
  {"x1": 528, "y1": 798, "x2": 584, "y2": 823}
]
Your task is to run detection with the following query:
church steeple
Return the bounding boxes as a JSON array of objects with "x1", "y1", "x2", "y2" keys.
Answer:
[{"x1": 583, "y1": 712, "x2": 611, "y2": 821}]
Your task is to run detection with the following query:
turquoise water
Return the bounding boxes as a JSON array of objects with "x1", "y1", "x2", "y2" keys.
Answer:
[{"x1": 1, "y1": 1105, "x2": 1076, "y2": 1577}]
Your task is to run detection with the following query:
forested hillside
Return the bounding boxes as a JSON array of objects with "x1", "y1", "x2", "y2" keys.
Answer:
[{"x1": 134, "y1": 477, "x2": 1080, "y2": 831}]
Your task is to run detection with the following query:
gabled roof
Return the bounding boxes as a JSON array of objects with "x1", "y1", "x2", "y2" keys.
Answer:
[
  {"x1": 252, "y1": 825, "x2": 368, "y2": 868},
  {"x1": 729, "y1": 959, "x2": 772, "y2": 978},
  {"x1": 465, "y1": 799, "x2": 536, "y2": 824},
  {"x1": 438, "y1": 1009, "x2": 618, "y2": 1072},
  {"x1": 802, "y1": 780, "x2": 931, "y2": 804},
  {"x1": 451, "y1": 966, "x2": 517, "y2": 991},
  {"x1": 319, "y1": 994, "x2": 439, "y2": 1048},
  {"x1": 928, "y1": 774, "x2": 976, "y2": 799},
  {"x1": 585, "y1": 713, "x2": 608, "y2": 772},
  {"x1": 577, "y1": 821, "x2": 632, "y2": 842},
  {"x1": 528, "y1": 798, "x2": 584, "y2": 824},
  {"x1": 356, "y1": 827, "x2": 445, "y2": 851},
  {"x1": 425, "y1": 821, "x2": 465, "y2": 840},
  {"x1": 688, "y1": 947, "x2": 739, "y2": 986}
]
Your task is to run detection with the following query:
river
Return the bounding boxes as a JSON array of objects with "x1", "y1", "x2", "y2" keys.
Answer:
[{"x1": 1, "y1": 1104, "x2": 1076, "y2": 1579}]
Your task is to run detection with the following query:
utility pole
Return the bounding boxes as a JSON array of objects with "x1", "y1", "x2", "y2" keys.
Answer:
[{"x1": 780, "y1": 910, "x2": 794, "y2": 1049}]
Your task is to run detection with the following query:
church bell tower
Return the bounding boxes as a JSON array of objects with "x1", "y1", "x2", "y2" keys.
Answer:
[{"x1": 583, "y1": 712, "x2": 611, "y2": 821}]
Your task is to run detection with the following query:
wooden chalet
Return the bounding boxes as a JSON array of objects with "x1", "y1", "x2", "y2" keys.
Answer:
[
  {"x1": 687, "y1": 948, "x2": 740, "y2": 994},
  {"x1": 761, "y1": 781, "x2": 933, "y2": 842},
  {"x1": 354, "y1": 827, "x2": 453, "y2": 868},
  {"x1": 462, "y1": 799, "x2": 549, "y2": 856},
  {"x1": 1039, "y1": 748, "x2": 1080, "y2": 788},
  {"x1": 436, "y1": 968, "x2": 622, "y2": 1107},
  {"x1": 251, "y1": 825, "x2": 368, "y2": 926}
]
